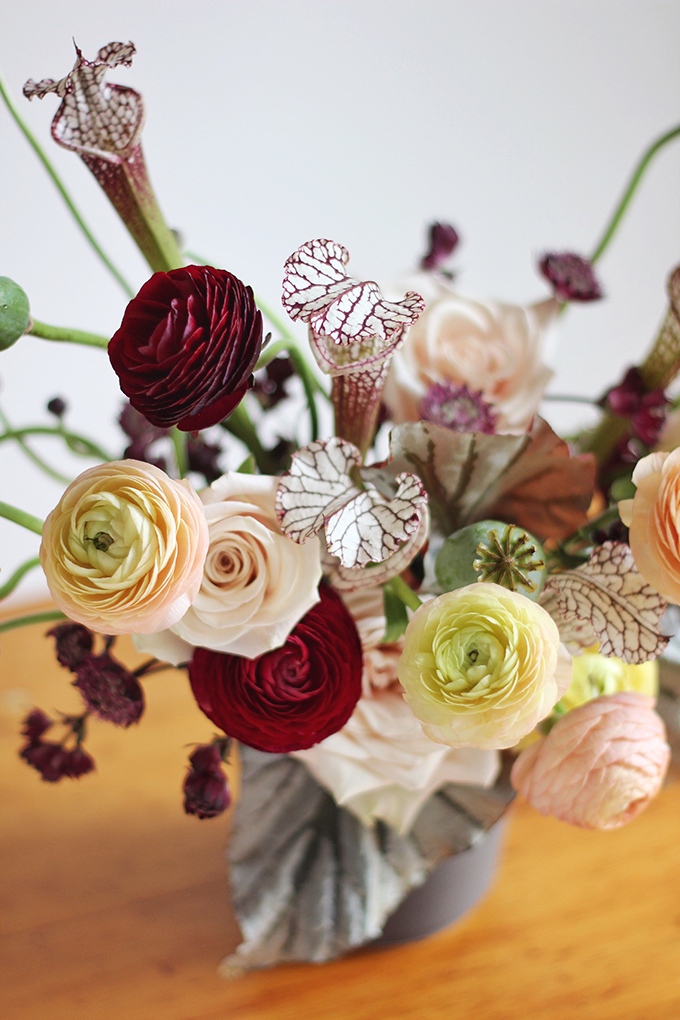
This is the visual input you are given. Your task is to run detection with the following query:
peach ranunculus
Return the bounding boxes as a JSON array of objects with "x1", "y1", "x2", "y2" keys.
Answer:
[
  {"x1": 619, "y1": 448, "x2": 680, "y2": 603},
  {"x1": 134, "y1": 472, "x2": 323, "y2": 662},
  {"x1": 511, "y1": 692, "x2": 670, "y2": 829},
  {"x1": 398, "y1": 583, "x2": 572, "y2": 750},
  {"x1": 292, "y1": 588, "x2": 499, "y2": 834},
  {"x1": 40, "y1": 460, "x2": 209, "y2": 635},
  {"x1": 382, "y1": 279, "x2": 558, "y2": 433}
]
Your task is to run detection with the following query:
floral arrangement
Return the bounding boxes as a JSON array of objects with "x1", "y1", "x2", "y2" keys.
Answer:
[{"x1": 2, "y1": 42, "x2": 680, "y2": 968}]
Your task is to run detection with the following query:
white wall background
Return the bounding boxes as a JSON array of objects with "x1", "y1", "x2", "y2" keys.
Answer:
[{"x1": 1, "y1": 0, "x2": 679, "y2": 606}]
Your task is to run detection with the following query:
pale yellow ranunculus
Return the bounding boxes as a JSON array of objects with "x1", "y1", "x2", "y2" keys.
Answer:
[
  {"x1": 398, "y1": 582, "x2": 572, "y2": 750},
  {"x1": 558, "y1": 649, "x2": 658, "y2": 714},
  {"x1": 40, "y1": 460, "x2": 209, "y2": 634}
]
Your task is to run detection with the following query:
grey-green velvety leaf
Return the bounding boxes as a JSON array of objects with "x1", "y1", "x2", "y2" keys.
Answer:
[{"x1": 223, "y1": 746, "x2": 514, "y2": 970}]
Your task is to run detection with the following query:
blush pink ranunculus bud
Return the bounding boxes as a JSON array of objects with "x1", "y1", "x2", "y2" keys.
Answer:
[{"x1": 511, "y1": 692, "x2": 670, "y2": 830}]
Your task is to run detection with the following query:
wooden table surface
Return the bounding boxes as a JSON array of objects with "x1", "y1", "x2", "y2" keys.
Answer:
[{"x1": 2, "y1": 606, "x2": 680, "y2": 1020}]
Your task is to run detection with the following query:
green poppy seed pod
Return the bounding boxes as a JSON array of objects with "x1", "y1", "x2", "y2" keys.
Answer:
[
  {"x1": 435, "y1": 520, "x2": 547, "y2": 600},
  {"x1": 0, "y1": 277, "x2": 31, "y2": 350}
]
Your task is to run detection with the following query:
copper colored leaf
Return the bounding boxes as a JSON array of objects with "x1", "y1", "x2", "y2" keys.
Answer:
[
  {"x1": 384, "y1": 417, "x2": 594, "y2": 541},
  {"x1": 542, "y1": 542, "x2": 668, "y2": 664}
]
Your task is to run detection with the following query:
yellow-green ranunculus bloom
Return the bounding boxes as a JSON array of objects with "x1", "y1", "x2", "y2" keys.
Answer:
[{"x1": 398, "y1": 583, "x2": 572, "y2": 749}]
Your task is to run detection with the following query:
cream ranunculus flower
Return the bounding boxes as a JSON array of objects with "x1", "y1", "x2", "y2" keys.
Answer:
[
  {"x1": 40, "y1": 460, "x2": 209, "y2": 635},
  {"x1": 382, "y1": 278, "x2": 558, "y2": 433},
  {"x1": 619, "y1": 448, "x2": 680, "y2": 603},
  {"x1": 134, "y1": 472, "x2": 323, "y2": 662},
  {"x1": 398, "y1": 583, "x2": 572, "y2": 749},
  {"x1": 292, "y1": 587, "x2": 499, "y2": 834}
]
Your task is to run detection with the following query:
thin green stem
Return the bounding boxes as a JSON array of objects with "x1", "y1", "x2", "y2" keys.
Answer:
[
  {"x1": 253, "y1": 293, "x2": 302, "y2": 349},
  {"x1": 0, "y1": 67, "x2": 134, "y2": 298},
  {"x1": 30, "y1": 319, "x2": 109, "y2": 349},
  {"x1": 222, "y1": 402, "x2": 278, "y2": 475},
  {"x1": 542, "y1": 393, "x2": 598, "y2": 405},
  {"x1": 387, "y1": 573, "x2": 423, "y2": 612},
  {"x1": 257, "y1": 338, "x2": 323, "y2": 441},
  {"x1": 0, "y1": 557, "x2": 41, "y2": 601},
  {"x1": 590, "y1": 123, "x2": 680, "y2": 264},
  {"x1": 0, "y1": 609, "x2": 66, "y2": 634},
  {"x1": 171, "y1": 427, "x2": 189, "y2": 479},
  {"x1": 0, "y1": 426, "x2": 113, "y2": 462},
  {"x1": 0, "y1": 501, "x2": 44, "y2": 534},
  {"x1": 0, "y1": 404, "x2": 70, "y2": 484}
]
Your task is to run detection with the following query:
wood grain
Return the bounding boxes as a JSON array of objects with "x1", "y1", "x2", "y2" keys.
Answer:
[{"x1": 2, "y1": 606, "x2": 680, "y2": 1020}]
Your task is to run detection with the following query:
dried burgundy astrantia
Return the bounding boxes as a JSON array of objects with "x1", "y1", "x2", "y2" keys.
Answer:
[
  {"x1": 183, "y1": 740, "x2": 232, "y2": 820},
  {"x1": 420, "y1": 382, "x2": 498, "y2": 434},
  {"x1": 47, "y1": 621, "x2": 94, "y2": 670},
  {"x1": 538, "y1": 252, "x2": 603, "y2": 303},
  {"x1": 109, "y1": 266, "x2": 264, "y2": 431},
  {"x1": 599, "y1": 366, "x2": 669, "y2": 446},
  {"x1": 420, "y1": 222, "x2": 459, "y2": 272},
  {"x1": 282, "y1": 239, "x2": 425, "y2": 459},
  {"x1": 74, "y1": 652, "x2": 145, "y2": 727},
  {"x1": 24, "y1": 42, "x2": 182, "y2": 273},
  {"x1": 19, "y1": 709, "x2": 95, "y2": 783}
]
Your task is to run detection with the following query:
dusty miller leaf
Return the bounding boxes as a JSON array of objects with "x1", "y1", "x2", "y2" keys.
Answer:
[
  {"x1": 383, "y1": 417, "x2": 595, "y2": 541},
  {"x1": 542, "y1": 541, "x2": 669, "y2": 664},
  {"x1": 223, "y1": 746, "x2": 514, "y2": 970}
]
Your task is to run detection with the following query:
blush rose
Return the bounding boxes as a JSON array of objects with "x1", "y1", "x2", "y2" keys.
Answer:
[
  {"x1": 188, "y1": 583, "x2": 363, "y2": 753},
  {"x1": 134, "y1": 473, "x2": 323, "y2": 662},
  {"x1": 382, "y1": 278, "x2": 557, "y2": 433},
  {"x1": 40, "y1": 460, "x2": 209, "y2": 634}
]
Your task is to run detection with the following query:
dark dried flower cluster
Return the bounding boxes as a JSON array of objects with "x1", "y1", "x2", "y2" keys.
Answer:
[
  {"x1": 48, "y1": 622, "x2": 145, "y2": 726},
  {"x1": 252, "y1": 356, "x2": 295, "y2": 410},
  {"x1": 19, "y1": 708, "x2": 95, "y2": 783},
  {"x1": 599, "y1": 366, "x2": 669, "y2": 447},
  {"x1": 420, "y1": 222, "x2": 459, "y2": 271},
  {"x1": 183, "y1": 740, "x2": 232, "y2": 819},
  {"x1": 538, "y1": 252, "x2": 602, "y2": 303}
]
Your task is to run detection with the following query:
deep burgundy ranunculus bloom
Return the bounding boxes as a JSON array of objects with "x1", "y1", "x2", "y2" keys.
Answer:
[
  {"x1": 108, "y1": 265, "x2": 264, "y2": 432},
  {"x1": 188, "y1": 584, "x2": 363, "y2": 753}
]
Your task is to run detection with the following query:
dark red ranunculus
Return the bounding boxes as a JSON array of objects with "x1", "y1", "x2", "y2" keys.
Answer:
[
  {"x1": 108, "y1": 265, "x2": 263, "y2": 432},
  {"x1": 188, "y1": 584, "x2": 363, "y2": 753}
]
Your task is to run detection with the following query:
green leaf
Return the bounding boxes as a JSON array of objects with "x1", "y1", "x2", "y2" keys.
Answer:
[{"x1": 381, "y1": 582, "x2": 410, "y2": 643}]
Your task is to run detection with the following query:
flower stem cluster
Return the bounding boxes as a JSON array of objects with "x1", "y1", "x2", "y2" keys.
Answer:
[{"x1": 19, "y1": 708, "x2": 95, "y2": 782}]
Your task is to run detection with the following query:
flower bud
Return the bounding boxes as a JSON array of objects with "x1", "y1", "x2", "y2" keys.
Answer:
[
  {"x1": 183, "y1": 741, "x2": 231, "y2": 819},
  {"x1": 21, "y1": 708, "x2": 53, "y2": 742},
  {"x1": 73, "y1": 653, "x2": 144, "y2": 726},
  {"x1": 538, "y1": 252, "x2": 602, "y2": 303},
  {"x1": 0, "y1": 277, "x2": 30, "y2": 350}
]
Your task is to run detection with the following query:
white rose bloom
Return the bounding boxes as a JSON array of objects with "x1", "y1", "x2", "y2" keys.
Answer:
[
  {"x1": 292, "y1": 588, "x2": 500, "y2": 834},
  {"x1": 382, "y1": 275, "x2": 558, "y2": 434},
  {"x1": 135, "y1": 472, "x2": 322, "y2": 662}
]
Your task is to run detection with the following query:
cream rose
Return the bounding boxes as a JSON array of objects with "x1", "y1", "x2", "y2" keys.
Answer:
[
  {"x1": 292, "y1": 587, "x2": 499, "y2": 833},
  {"x1": 511, "y1": 692, "x2": 670, "y2": 829},
  {"x1": 382, "y1": 282, "x2": 558, "y2": 433},
  {"x1": 398, "y1": 583, "x2": 572, "y2": 749},
  {"x1": 619, "y1": 448, "x2": 680, "y2": 603},
  {"x1": 40, "y1": 460, "x2": 209, "y2": 635},
  {"x1": 135, "y1": 472, "x2": 323, "y2": 662}
]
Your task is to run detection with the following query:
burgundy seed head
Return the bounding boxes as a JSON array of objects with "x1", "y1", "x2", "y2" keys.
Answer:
[
  {"x1": 539, "y1": 252, "x2": 602, "y2": 302},
  {"x1": 47, "y1": 621, "x2": 94, "y2": 670},
  {"x1": 74, "y1": 653, "x2": 144, "y2": 726}
]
